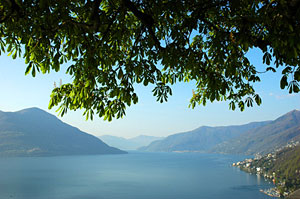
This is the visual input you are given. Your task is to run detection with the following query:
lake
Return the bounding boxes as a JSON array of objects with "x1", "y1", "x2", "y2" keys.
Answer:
[{"x1": 0, "y1": 152, "x2": 276, "y2": 199}]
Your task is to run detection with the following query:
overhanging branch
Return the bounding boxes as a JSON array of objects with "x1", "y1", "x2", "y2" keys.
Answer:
[{"x1": 122, "y1": 0, "x2": 164, "y2": 50}]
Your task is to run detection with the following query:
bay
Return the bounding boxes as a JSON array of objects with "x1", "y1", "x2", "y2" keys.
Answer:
[{"x1": 0, "y1": 152, "x2": 276, "y2": 199}]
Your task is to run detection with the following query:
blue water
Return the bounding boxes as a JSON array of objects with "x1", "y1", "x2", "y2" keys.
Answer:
[{"x1": 0, "y1": 152, "x2": 276, "y2": 199}]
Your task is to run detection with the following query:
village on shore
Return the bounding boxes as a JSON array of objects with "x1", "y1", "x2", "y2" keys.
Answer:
[{"x1": 233, "y1": 141, "x2": 300, "y2": 198}]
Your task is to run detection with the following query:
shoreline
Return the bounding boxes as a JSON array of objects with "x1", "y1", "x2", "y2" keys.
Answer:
[
  {"x1": 259, "y1": 188, "x2": 280, "y2": 198},
  {"x1": 232, "y1": 158, "x2": 290, "y2": 198}
]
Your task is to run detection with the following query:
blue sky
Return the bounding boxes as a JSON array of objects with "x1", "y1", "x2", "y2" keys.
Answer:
[{"x1": 0, "y1": 48, "x2": 299, "y2": 138}]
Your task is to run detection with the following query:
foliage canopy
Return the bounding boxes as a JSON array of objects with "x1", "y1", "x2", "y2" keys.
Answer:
[{"x1": 1, "y1": 0, "x2": 300, "y2": 120}]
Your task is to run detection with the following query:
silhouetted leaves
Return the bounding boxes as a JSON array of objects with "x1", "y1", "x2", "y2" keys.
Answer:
[{"x1": 1, "y1": 0, "x2": 300, "y2": 120}]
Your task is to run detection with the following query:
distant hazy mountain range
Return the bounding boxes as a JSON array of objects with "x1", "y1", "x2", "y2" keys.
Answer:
[
  {"x1": 99, "y1": 135, "x2": 163, "y2": 150},
  {"x1": 0, "y1": 108, "x2": 126, "y2": 157},
  {"x1": 140, "y1": 110, "x2": 300, "y2": 155}
]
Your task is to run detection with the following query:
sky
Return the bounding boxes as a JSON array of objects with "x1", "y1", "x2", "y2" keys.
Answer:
[{"x1": 0, "y1": 48, "x2": 299, "y2": 138}]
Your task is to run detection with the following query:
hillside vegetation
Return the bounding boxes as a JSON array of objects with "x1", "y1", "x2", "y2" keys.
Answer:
[
  {"x1": 0, "y1": 108, "x2": 126, "y2": 156},
  {"x1": 139, "y1": 121, "x2": 270, "y2": 152},
  {"x1": 212, "y1": 110, "x2": 300, "y2": 155},
  {"x1": 141, "y1": 110, "x2": 300, "y2": 155},
  {"x1": 237, "y1": 144, "x2": 300, "y2": 196}
]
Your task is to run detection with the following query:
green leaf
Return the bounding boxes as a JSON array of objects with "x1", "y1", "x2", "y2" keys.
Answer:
[
  {"x1": 294, "y1": 70, "x2": 300, "y2": 81},
  {"x1": 238, "y1": 101, "x2": 245, "y2": 111},
  {"x1": 293, "y1": 84, "x2": 299, "y2": 93},
  {"x1": 32, "y1": 66, "x2": 36, "y2": 77},
  {"x1": 143, "y1": 79, "x2": 149, "y2": 86},
  {"x1": 246, "y1": 97, "x2": 253, "y2": 107},
  {"x1": 7, "y1": 50, "x2": 13, "y2": 57},
  {"x1": 282, "y1": 67, "x2": 292, "y2": 75},
  {"x1": 263, "y1": 52, "x2": 272, "y2": 65},
  {"x1": 266, "y1": 67, "x2": 276, "y2": 72},
  {"x1": 12, "y1": 51, "x2": 17, "y2": 59},
  {"x1": 229, "y1": 102, "x2": 236, "y2": 111},
  {"x1": 118, "y1": 69, "x2": 123, "y2": 79},
  {"x1": 25, "y1": 62, "x2": 33, "y2": 75},
  {"x1": 254, "y1": 94, "x2": 262, "y2": 105},
  {"x1": 280, "y1": 76, "x2": 288, "y2": 89},
  {"x1": 7, "y1": 44, "x2": 12, "y2": 52}
]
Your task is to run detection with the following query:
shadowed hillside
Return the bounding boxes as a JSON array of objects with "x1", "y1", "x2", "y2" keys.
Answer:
[
  {"x1": 0, "y1": 108, "x2": 126, "y2": 156},
  {"x1": 139, "y1": 121, "x2": 270, "y2": 152},
  {"x1": 141, "y1": 110, "x2": 300, "y2": 155},
  {"x1": 212, "y1": 110, "x2": 300, "y2": 155}
]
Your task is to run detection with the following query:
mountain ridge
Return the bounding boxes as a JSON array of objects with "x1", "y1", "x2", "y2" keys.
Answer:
[
  {"x1": 0, "y1": 107, "x2": 126, "y2": 157},
  {"x1": 139, "y1": 120, "x2": 271, "y2": 152},
  {"x1": 99, "y1": 134, "x2": 163, "y2": 150},
  {"x1": 212, "y1": 110, "x2": 300, "y2": 155},
  {"x1": 141, "y1": 110, "x2": 300, "y2": 155}
]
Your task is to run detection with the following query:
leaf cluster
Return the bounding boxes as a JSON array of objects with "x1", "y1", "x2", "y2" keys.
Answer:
[{"x1": 1, "y1": 0, "x2": 300, "y2": 120}]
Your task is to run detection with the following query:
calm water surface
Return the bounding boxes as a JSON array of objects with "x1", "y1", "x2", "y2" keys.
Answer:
[{"x1": 0, "y1": 152, "x2": 276, "y2": 199}]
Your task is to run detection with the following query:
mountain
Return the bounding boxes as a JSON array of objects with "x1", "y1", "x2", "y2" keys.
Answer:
[
  {"x1": 130, "y1": 135, "x2": 164, "y2": 146},
  {"x1": 99, "y1": 135, "x2": 163, "y2": 150},
  {"x1": 139, "y1": 121, "x2": 270, "y2": 152},
  {"x1": 0, "y1": 108, "x2": 126, "y2": 157},
  {"x1": 212, "y1": 110, "x2": 300, "y2": 155}
]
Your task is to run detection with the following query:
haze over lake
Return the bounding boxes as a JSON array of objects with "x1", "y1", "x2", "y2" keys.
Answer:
[{"x1": 0, "y1": 152, "x2": 276, "y2": 199}]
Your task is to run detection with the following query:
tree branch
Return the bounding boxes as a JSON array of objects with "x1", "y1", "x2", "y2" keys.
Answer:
[
  {"x1": 122, "y1": 0, "x2": 164, "y2": 50},
  {"x1": 90, "y1": 0, "x2": 102, "y2": 30}
]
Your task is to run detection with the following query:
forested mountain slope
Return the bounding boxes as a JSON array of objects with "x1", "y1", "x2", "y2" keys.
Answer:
[{"x1": 0, "y1": 108, "x2": 126, "y2": 156}]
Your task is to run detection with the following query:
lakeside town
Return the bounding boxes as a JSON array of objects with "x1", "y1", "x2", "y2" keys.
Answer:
[{"x1": 233, "y1": 141, "x2": 300, "y2": 198}]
